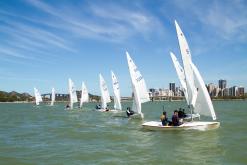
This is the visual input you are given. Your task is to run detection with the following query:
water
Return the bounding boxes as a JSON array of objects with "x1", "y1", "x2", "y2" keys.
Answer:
[{"x1": 0, "y1": 101, "x2": 246, "y2": 165}]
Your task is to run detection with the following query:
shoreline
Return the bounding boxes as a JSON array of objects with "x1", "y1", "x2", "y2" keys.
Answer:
[{"x1": 0, "y1": 99, "x2": 246, "y2": 104}]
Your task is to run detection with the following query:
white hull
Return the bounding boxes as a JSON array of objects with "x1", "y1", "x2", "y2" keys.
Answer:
[
  {"x1": 142, "y1": 121, "x2": 220, "y2": 131},
  {"x1": 97, "y1": 109, "x2": 119, "y2": 113}
]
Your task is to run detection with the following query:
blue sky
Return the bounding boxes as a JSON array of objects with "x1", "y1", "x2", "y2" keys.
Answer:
[{"x1": 0, "y1": 0, "x2": 246, "y2": 96}]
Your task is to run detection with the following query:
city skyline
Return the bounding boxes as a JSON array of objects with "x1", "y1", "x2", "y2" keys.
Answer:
[
  {"x1": 35, "y1": 79, "x2": 246, "y2": 97},
  {"x1": 0, "y1": 0, "x2": 247, "y2": 96},
  {"x1": 149, "y1": 79, "x2": 245, "y2": 98}
]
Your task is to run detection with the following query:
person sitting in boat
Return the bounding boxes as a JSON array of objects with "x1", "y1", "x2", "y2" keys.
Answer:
[
  {"x1": 66, "y1": 104, "x2": 70, "y2": 109},
  {"x1": 178, "y1": 108, "x2": 184, "y2": 123},
  {"x1": 172, "y1": 110, "x2": 181, "y2": 126},
  {"x1": 95, "y1": 104, "x2": 101, "y2": 109},
  {"x1": 126, "y1": 107, "x2": 134, "y2": 117},
  {"x1": 178, "y1": 108, "x2": 183, "y2": 118},
  {"x1": 182, "y1": 109, "x2": 186, "y2": 117},
  {"x1": 105, "y1": 105, "x2": 110, "y2": 112},
  {"x1": 160, "y1": 111, "x2": 169, "y2": 126}
]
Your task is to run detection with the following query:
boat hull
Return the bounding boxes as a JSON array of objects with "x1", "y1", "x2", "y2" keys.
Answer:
[
  {"x1": 129, "y1": 113, "x2": 144, "y2": 119},
  {"x1": 142, "y1": 121, "x2": 220, "y2": 131},
  {"x1": 97, "y1": 109, "x2": 119, "y2": 113}
]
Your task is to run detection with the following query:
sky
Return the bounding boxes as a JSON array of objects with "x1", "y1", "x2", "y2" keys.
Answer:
[{"x1": 0, "y1": 0, "x2": 247, "y2": 96}]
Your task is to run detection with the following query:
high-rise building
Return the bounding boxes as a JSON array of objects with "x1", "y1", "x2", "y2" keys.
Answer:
[
  {"x1": 175, "y1": 87, "x2": 183, "y2": 96},
  {"x1": 219, "y1": 79, "x2": 227, "y2": 89},
  {"x1": 169, "y1": 83, "x2": 175, "y2": 94},
  {"x1": 149, "y1": 88, "x2": 155, "y2": 93},
  {"x1": 229, "y1": 86, "x2": 238, "y2": 96},
  {"x1": 207, "y1": 83, "x2": 215, "y2": 96},
  {"x1": 149, "y1": 88, "x2": 155, "y2": 97},
  {"x1": 213, "y1": 87, "x2": 221, "y2": 97},
  {"x1": 238, "y1": 87, "x2": 245, "y2": 96},
  {"x1": 223, "y1": 88, "x2": 229, "y2": 96}
]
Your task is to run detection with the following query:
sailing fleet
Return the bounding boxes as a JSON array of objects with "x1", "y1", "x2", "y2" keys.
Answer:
[{"x1": 33, "y1": 20, "x2": 220, "y2": 131}]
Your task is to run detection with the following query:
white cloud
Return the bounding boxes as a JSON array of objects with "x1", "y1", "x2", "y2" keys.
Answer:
[
  {"x1": 89, "y1": 3, "x2": 162, "y2": 34},
  {"x1": 24, "y1": 0, "x2": 164, "y2": 42},
  {"x1": 171, "y1": 0, "x2": 247, "y2": 42}
]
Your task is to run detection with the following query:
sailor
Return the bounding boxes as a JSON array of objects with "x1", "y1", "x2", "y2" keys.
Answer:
[
  {"x1": 182, "y1": 109, "x2": 186, "y2": 117},
  {"x1": 126, "y1": 107, "x2": 134, "y2": 117},
  {"x1": 105, "y1": 105, "x2": 109, "y2": 112},
  {"x1": 95, "y1": 104, "x2": 101, "y2": 109},
  {"x1": 172, "y1": 110, "x2": 181, "y2": 126},
  {"x1": 178, "y1": 108, "x2": 183, "y2": 118},
  {"x1": 160, "y1": 111, "x2": 169, "y2": 126},
  {"x1": 178, "y1": 108, "x2": 184, "y2": 123}
]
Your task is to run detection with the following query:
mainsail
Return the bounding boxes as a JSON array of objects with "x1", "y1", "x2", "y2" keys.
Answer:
[
  {"x1": 190, "y1": 62, "x2": 217, "y2": 120},
  {"x1": 99, "y1": 74, "x2": 111, "y2": 109},
  {"x1": 126, "y1": 51, "x2": 150, "y2": 114},
  {"x1": 175, "y1": 20, "x2": 197, "y2": 108},
  {"x1": 174, "y1": 20, "x2": 216, "y2": 120},
  {"x1": 111, "y1": 71, "x2": 122, "y2": 110},
  {"x1": 80, "y1": 82, "x2": 89, "y2": 108},
  {"x1": 51, "y1": 87, "x2": 55, "y2": 106},
  {"x1": 68, "y1": 78, "x2": 78, "y2": 109},
  {"x1": 170, "y1": 52, "x2": 189, "y2": 105},
  {"x1": 34, "y1": 87, "x2": 42, "y2": 105}
]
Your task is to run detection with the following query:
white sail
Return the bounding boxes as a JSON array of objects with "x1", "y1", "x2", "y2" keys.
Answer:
[
  {"x1": 175, "y1": 20, "x2": 197, "y2": 107},
  {"x1": 99, "y1": 74, "x2": 111, "y2": 109},
  {"x1": 190, "y1": 62, "x2": 217, "y2": 120},
  {"x1": 132, "y1": 82, "x2": 142, "y2": 114},
  {"x1": 170, "y1": 52, "x2": 189, "y2": 105},
  {"x1": 111, "y1": 71, "x2": 122, "y2": 110},
  {"x1": 80, "y1": 82, "x2": 89, "y2": 108},
  {"x1": 68, "y1": 78, "x2": 78, "y2": 109},
  {"x1": 34, "y1": 87, "x2": 42, "y2": 105},
  {"x1": 50, "y1": 87, "x2": 55, "y2": 106},
  {"x1": 126, "y1": 51, "x2": 150, "y2": 114}
]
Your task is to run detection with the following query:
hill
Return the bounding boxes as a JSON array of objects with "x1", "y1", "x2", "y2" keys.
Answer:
[{"x1": 0, "y1": 91, "x2": 32, "y2": 102}]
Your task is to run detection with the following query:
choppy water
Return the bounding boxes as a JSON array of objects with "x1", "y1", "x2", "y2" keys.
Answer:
[{"x1": 0, "y1": 101, "x2": 246, "y2": 165}]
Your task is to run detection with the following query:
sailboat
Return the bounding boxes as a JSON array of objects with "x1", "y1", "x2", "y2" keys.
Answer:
[
  {"x1": 98, "y1": 74, "x2": 115, "y2": 112},
  {"x1": 50, "y1": 87, "x2": 55, "y2": 106},
  {"x1": 126, "y1": 51, "x2": 150, "y2": 119},
  {"x1": 79, "y1": 82, "x2": 89, "y2": 108},
  {"x1": 170, "y1": 52, "x2": 200, "y2": 120},
  {"x1": 142, "y1": 20, "x2": 220, "y2": 130},
  {"x1": 111, "y1": 71, "x2": 122, "y2": 111},
  {"x1": 68, "y1": 78, "x2": 78, "y2": 110},
  {"x1": 34, "y1": 87, "x2": 42, "y2": 106}
]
